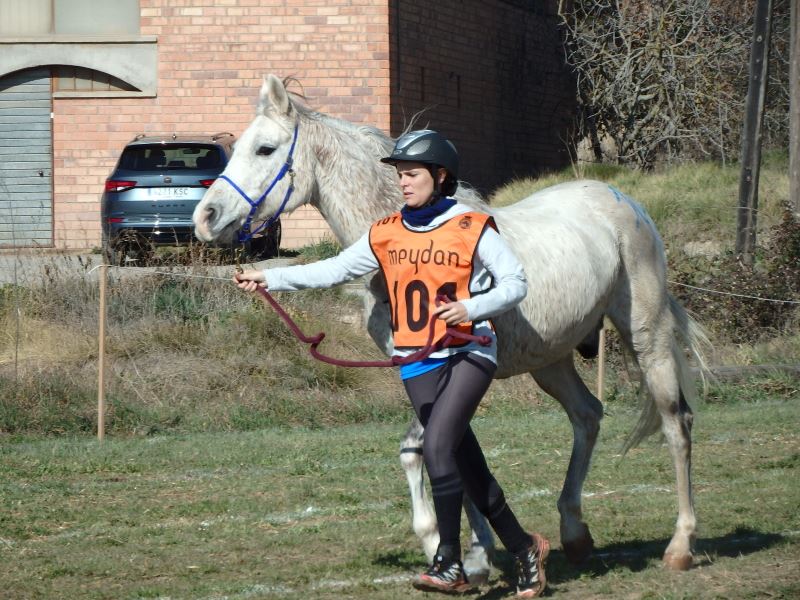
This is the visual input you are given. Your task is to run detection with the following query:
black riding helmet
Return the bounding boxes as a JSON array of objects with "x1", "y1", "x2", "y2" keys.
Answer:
[{"x1": 380, "y1": 129, "x2": 459, "y2": 197}]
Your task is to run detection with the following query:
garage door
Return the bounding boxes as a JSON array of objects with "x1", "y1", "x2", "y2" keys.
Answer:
[{"x1": 0, "y1": 68, "x2": 53, "y2": 247}]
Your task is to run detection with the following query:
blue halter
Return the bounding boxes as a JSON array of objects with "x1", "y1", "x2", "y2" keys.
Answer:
[{"x1": 218, "y1": 123, "x2": 299, "y2": 243}]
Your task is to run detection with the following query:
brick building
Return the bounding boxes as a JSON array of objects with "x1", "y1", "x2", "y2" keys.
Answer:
[{"x1": 0, "y1": 0, "x2": 574, "y2": 251}]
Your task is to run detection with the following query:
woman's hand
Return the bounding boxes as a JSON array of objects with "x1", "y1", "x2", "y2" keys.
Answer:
[
  {"x1": 233, "y1": 269, "x2": 266, "y2": 293},
  {"x1": 432, "y1": 301, "x2": 468, "y2": 326}
]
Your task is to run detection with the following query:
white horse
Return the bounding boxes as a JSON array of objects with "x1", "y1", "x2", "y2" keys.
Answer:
[{"x1": 194, "y1": 75, "x2": 707, "y2": 576}]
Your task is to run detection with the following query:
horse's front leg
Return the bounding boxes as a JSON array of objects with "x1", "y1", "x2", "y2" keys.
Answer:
[
  {"x1": 400, "y1": 417, "x2": 439, "y2": 560},
  {"x1": 462, "y1": 497, "x2": 494, "y2": 584},
  {"x1": 367, "y1": 286, "x2": 445, "y2": 561},
  {"x1": 399, "y1": 419, "x2": 496, "y2": 581},
  {"x1": 532, "y1": 357, "x2": 603, "y2": 565}
]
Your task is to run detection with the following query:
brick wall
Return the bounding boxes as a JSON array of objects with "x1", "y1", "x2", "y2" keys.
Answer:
[
  {"x1": 50, "y1": 0, "x2": 574, "y2": 250},
  {"x1": 52, "y1": 0, "x2": 390, "y2": 249},
  {"x1": 389, "y1": 0, "x2": 575, "y2": 194}
]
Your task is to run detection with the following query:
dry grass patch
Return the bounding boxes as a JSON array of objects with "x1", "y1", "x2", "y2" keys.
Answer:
[
  {"x1": 0, "y1": 314, "x2": 96, "y2": 366},
  {"x1": 489, "y1": 153, "x2": 790, "y2": 253}
]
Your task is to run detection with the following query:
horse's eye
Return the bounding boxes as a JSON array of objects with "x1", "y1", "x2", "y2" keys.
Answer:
[{"x1": 256, "y1": 146, "x2": 275, "y2": 156}]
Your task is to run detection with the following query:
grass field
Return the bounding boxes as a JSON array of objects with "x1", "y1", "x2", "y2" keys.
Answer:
[{"x1": 1, "y1": 390, "x2": 798, "y2": 599}]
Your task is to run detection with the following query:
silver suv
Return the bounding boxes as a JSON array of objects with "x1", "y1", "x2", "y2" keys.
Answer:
[{"x1": 101, "y1": 133, "x2": 280, "y2": 264}]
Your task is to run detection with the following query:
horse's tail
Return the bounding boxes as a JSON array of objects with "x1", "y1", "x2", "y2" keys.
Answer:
[
  {"x1": 622, "y1": 294, "x2": 712, "y2": 454},
  {"x1": 668, "y1": 293, "x2": 712, "y2": 395}
]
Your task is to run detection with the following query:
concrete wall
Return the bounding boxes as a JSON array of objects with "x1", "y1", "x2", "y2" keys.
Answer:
[
  {"x1": 51, "y1": 0, "x2": 390, "y2": 249},
  {"x1": 389, "y1": 0, "x2": 575, "y2": 194}
]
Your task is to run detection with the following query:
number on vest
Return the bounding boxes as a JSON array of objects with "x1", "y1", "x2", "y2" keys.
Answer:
[{"x1": 392, "y1": 280, "x2": 458, "y2": 332}]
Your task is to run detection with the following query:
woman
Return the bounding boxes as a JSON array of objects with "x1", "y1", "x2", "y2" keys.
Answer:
[{"x1": 235, "y1": 130, "x2": 549, "y2": 598}]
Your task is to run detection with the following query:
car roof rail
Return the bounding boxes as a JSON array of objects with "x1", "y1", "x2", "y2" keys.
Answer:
[
  {"x1": 133, "y1": 133, "x2": 147, "y2": 141},
  {"x1": 211, "y1": 132, "x2": 235, "y2": 141}
]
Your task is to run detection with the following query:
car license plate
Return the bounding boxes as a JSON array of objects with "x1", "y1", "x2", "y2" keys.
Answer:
[{"x1": 148, "y1": 187, "x2": 191, "y2": 197}]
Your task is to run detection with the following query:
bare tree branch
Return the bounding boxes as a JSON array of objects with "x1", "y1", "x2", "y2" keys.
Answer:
[{"x1": 560, "y1": 0, "x2": 791, "y2": 169}]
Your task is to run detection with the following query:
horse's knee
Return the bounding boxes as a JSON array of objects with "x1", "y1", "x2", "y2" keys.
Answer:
[
  {"x1": 400, "y1": 418, "x2": 424, "y2": 471},
  {"x1": 668, "y1": 400, "x2": 693, "y2": 438},
  {"x1": 588, "y1": 393, "x2": 604, "y2": 421},
  {"x1": 658, "y1": 390, "x2": 694, "y2": 452},
  {"x1": 682, "y1": 409, "x2": 694, "y2": 434},
  {"x1": 570, "y1": 398, "x2": 603, "y2": 447},
  {"x1": 400, "y1": 445, "x2": 424, "y2": 471}
]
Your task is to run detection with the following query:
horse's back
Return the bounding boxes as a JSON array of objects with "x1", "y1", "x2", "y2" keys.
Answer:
[
  {"x1": 496, "y1": 179, "x2": 664, "y2": 277},
  {"x1": 494, "y1": 179, "x2": 624, "y2": 309},
  {"x1": 489, "y1": 179, "x2": 666, "y2": 374}
]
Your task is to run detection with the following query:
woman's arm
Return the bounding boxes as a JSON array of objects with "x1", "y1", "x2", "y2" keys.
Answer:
[
  {"x1": 234, "y1": 232, "x2": 378, "y2": 291},
  {"x1": 459, "y1": 227, "x2": 528, "y2": 321}
]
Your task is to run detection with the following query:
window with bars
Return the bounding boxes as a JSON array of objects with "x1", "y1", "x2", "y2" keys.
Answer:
[{"x1": 54, "y1": 66, "x2": 138, "y2": 92}]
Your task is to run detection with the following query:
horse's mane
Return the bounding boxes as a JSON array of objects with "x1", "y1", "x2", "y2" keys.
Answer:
[
  {"x1": 287, "y1": 93, "x2": 393, "y2": 162},
  {"x1": 285, "y1": 88, "x2": 491, "y2": 214}
]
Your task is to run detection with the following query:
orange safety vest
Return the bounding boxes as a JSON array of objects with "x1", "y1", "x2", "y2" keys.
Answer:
[{"x1": 369, "y1": 211, "x2": 497, "y2": 349}]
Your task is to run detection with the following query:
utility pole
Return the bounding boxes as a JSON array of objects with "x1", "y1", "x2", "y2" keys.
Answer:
[
  {"x1": 790, "y1": 0, "x2": 799, "y2": 216},
  {"x1": 737, "y1": 0, "x2": 774, "y2": 264}
]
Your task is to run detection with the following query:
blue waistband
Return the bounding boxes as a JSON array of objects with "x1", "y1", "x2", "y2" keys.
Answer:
[{"x1": 399, "y1": 356, "x2": 449, "y2": 380}]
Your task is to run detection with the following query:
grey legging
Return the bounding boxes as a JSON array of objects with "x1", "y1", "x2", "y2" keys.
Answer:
[{"x1": 403, "y1": 352, "x2": 531, "y2": 557}]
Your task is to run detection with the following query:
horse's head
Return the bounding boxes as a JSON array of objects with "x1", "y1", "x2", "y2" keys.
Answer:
[{"x1": 193, "y1": 75, "x2": 311, "y2": 244}]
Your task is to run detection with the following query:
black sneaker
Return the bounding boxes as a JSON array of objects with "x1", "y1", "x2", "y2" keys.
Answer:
[
  {"x1": 515, "y1": 533, "x2": 550, "y2": 598},
  {"x1": 412, "y1": 553, "x2": 474, "y2": 594}
]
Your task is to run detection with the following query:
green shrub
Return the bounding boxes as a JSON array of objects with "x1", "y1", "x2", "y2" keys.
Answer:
[
  {"x1": 0, "y1": 372, "x2": 96, "y2": 435},
  {"x1": 672, "y1": 208, "x2": 800, "y2": 344}
]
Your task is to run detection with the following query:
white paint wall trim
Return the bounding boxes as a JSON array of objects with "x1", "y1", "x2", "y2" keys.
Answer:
[{"x1": 0, "y1": 37, "x2": 157, "y2": 97}]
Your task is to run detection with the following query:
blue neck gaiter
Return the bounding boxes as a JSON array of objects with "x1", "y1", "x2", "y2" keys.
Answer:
[{"x1": 401, "y1": 195, "x2": 456, "y2": 227}]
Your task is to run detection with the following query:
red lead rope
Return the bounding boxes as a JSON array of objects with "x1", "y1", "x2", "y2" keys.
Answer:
[{"x1": 254, "y1": 286, "x2": 492, "y2": 368}]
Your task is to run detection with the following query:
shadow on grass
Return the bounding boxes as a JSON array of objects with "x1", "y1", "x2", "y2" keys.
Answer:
[
  {"x1": 373, "y1": 549, "x2": 427, "y2": 571},
  {"x1": 543, "y1": 526, "x2": 784, "y2": 587},
  {"x1": 375, "y1": 526, "x2": 787, "y2": 598}
]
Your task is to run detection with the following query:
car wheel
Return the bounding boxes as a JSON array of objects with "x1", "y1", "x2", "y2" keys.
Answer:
[
  {"x1": 249, "y1": 220, "x2": 282, "y2": 259},
  {"x1": 104, "y1": 234, "x2": 153, "y2": 266},
  {"x1": 103, "y1": 239, "x2": 125, "y2": 266}
]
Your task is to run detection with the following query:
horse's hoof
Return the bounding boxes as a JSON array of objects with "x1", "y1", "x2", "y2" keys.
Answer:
[
  {"x1": 663, "y1": 552, "x2": 693, "y2": 571},
  {"x1": 562, "y1": 531, "x2": 594, "y2": 565},
  {"x1": 463, "y1": 569, "x2": 490, "y2": 587}
]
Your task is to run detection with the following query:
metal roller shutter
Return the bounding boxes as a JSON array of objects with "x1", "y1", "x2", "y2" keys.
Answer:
[{"x1": 0, "y1": 68, "x2": 53, "y2": 248}]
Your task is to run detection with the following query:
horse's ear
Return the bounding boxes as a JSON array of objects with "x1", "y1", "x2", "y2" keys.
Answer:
[{"x1": 258, "y1": 74, "x2": 291, "y2": 117}]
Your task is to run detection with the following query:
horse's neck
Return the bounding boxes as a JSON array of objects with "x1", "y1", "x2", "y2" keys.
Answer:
[{"x1": 304, "y1": 117, "x2": 402, "y2": 247}]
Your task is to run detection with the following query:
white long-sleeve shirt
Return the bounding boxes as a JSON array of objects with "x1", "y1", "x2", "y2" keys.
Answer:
[{"x1": 263, "y1": 203, "x2": 528, "y2": 363}]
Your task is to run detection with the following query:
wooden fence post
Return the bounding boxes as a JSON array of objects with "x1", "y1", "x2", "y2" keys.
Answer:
[
  {"x1": 736, "y1": 0, "x2": 774, "y2": 263},
  {"x1": 97, "y1": 264, "x2": 107, "y2": 442},
  {"x1": 790, "y1": 0, "x2": 799, "y2": 216}
]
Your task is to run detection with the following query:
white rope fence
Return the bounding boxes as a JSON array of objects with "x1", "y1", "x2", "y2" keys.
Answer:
[
  {"x1": 86, "y1": 264, "x2": 800, "y2": 305},
  {"x1": 86, "y1": 263, "x2": 232, "y2": 282},
  {"x1": 80, "y1": 263, "x2": 800, "y2": 441},
  {"x1": 668, "y1": 280, "x2": 800, "y2": 305}
]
